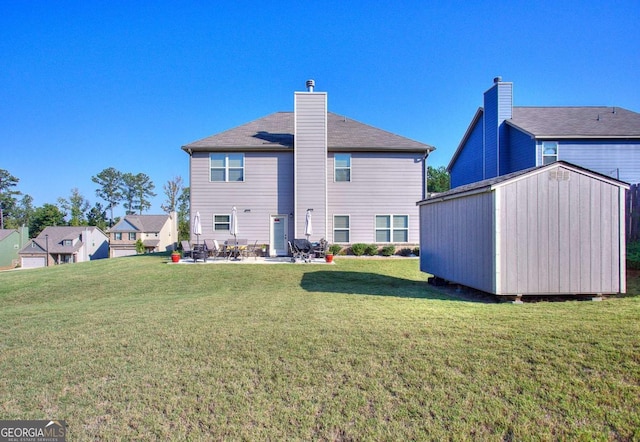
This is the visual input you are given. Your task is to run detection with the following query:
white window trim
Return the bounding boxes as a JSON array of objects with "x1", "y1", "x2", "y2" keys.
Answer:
[
  {"x1": 375, "y1": 214, "x2": 409, "y2": 243},
  {"x1": 334, "y1": 153, "x2": 351, "y2": 182},
  {"x1": 210, "y1": 153, "x2": 245, "y2": 182},
  {"x1": 213, "y1": 214, "x2": 231, "y2": 232},
  {"x1": 541, "y1": 141, "x2": 559, "y2": 165},
  {"x1": 333, "y1": 214, "x2": 351, "y2": 243}
]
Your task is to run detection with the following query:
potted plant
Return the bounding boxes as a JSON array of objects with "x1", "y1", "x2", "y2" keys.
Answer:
[
  {"x1": 171, "y1": 250, "x2": 181, "y2": 263},
  {"x1": 326, "y1": 244, "x2": 342, "y2": 263}
]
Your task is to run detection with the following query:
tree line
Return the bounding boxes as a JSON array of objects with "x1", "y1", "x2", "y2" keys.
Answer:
[{"x1": 0, "y1": 168, "x2": 190, "y2": 239}]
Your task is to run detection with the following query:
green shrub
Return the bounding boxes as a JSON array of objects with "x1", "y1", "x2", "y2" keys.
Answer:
[
  {"x1": 412, "y1": 246, "x2": 420, "y2": 257},
  {"x1": 380, "y1": 245, "x2": 396, "y2": 256},
  {"x1": 364, "y1": 244, "x2": 378, "y2": 256},
  {"x1": 328, "y1": 244, "x2": 342, "y2": 255},
  {"x1": 399, "y1": 247, "x2": 413, "y2": 257},
  {"x1": 135, "y1": 239, "x2": 145, "y2": 254},
  {"x1": 627, "y1": 241, "x2": 640, "y2": 269},
  {"x1": 350, "y1": 243, "x2": 367, "y2": 256}
]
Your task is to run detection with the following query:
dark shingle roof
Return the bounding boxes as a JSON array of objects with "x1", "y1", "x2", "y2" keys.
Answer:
[
  {"x1": 182, "y1": 112, "x2": 434, "y2": 153},
  {"x1": 19, "y1": 226, "x2": 99, "y2": 255},
  {"x1": 509, "y1": 106, "x2": 640, "y2": 138}
]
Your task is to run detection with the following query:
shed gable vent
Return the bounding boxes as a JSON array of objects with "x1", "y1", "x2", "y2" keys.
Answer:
[{"x1": 548, "y1": 170, "x2": 571, "y2": 181}]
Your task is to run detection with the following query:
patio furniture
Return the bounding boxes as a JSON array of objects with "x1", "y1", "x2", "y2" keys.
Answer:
[
  {"x1": 180, "y1": 240, "x2": 193, "y2": 259},
  {"x1": 312, "y1": 238, "x2": 328, "y2": 258},
  {"x1": 192, "y1": 244, "x2": 207, "y2": 263},
  {"x1": 290, "y1": 238, "x2": 313, "y2": 263},
  {"x1": 243, "y1": 240, "x2": 259, "y2": 260},
  {"x1": 225, "y1": 238, "x2": 248, "y2": 260}
]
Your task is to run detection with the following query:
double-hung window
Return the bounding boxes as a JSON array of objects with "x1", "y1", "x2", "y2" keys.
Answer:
[
  {"x1": 333, "y1": 215, "x2": 350, "y2": 243},
  {"x1": 210, "y1": 153, "x2": 244, "y2": 182},
  {"x1": 542, "y1": 142, "x2": 558, "y2": 165},
  {"x1": 128, "y1": 232, "x2": 137, "y2": 241},
  {"x1": 334, "y1": 154, "x2": 351, "y2": 182},
  {"x1": 114, "y1": 232, "x2": 122, "y2": 241},
  {"x1": 214, "y1": 215, "x2": 231, "y2": 231},
  {"x1": 376, "y1": 215, "x2": 408, "y2": 242}
]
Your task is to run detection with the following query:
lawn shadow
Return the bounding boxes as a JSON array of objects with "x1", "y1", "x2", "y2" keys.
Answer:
[{"x1": 300, "y1": 270, "x2": 492, "y2": 302}]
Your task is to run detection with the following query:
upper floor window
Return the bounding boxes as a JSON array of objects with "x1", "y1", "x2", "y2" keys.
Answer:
[
  {"x1": 542, "y1": 142, "x2": 558, "y2": 165},
  {"x1": 62, "y1": 239, "x2": 72, "y2": 246},
  {"x1": 214, "y1": 214, "x2": 231, "y2": 231},
  {"x1": 114, "y1": 232, "x2": 122, "y2": 241},
  {"x1": 334, "y1": 154, "x2": 351, "y2": 182},
  {"x1": 128, "y1": 232, "x2": 136, "y2": 241},
  {"x1": 333, "y1": 215, "x2": 350, "y2": 243},
  {"x1": 376, "y1": 215, "x2": 409, "y2": 242},
  {"x1": 210, "y1": 153, "x2": 244, "y2": 182}
]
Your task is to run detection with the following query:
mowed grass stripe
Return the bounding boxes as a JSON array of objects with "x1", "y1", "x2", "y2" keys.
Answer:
[{"x1": 1, "y1": 255, "x2": 638, "y2": 440}]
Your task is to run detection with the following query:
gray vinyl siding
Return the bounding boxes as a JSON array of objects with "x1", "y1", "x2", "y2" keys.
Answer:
[
  {"x1": 295, "y1": 92, "x2": 327, "y2": 239},
  {"x1": 189, "y1": 151, "x2": 293, "y2": 244},
  {"x1": 328, "y1": 152, "x2": 423, "y2": 244},
  {"x1": 419, "y1": 191, "x2": 494, "y2": 293},
  {"x1": 497, "y1": 168, "x2": 623, "y2": 295},
  {"x1": 538, "y1": 140, "x2": 640, "y2": 184}
]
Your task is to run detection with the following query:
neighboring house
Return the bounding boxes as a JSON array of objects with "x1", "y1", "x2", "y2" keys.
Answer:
[
  {"x1": 448, "y1": 77, "x2": 640, "y2": 188},
  {"x1": 19, "y1": 226, "x2": 109, "y2": 269},
  {"x1": 109, "y1": 213, "x2": 178, "y2": 257},
  {"x1": 182, "y1": 80, "x2": 434, "y2": 256},
  {"x1": 418, "y1": 161, "x2": 629, "y2": 298},
  {"x1": 0, "y1": 226, "x2": 28, "y2": 269}
]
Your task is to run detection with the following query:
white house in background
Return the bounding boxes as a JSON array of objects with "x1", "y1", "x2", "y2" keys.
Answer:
[
  {"x1": 109, "y1": 213, "x2": 178, "y2": 257},
  {"x1": 182, "y1": 80, "x2": 435, "y2": 256},
  {"x1": 19, "y1": 226, "x2": 109, "y2": 269}
]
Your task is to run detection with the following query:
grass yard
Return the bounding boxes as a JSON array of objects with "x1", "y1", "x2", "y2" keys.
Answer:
[{"x1": 1, "y1": 255, "x2": 639, "y2": 441}]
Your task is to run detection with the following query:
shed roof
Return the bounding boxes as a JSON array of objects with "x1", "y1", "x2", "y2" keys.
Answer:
[
  {"x1": 419, "y1": 161, "x2": 629, "y2": 206},
  {"x1": 182, "y1": 112, "x2": 434, "y2": 153}
]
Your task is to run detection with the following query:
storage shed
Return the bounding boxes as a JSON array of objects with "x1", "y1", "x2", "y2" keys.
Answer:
[{"x1": 418, "y1": 162, "x2": 629, "y2": 298}]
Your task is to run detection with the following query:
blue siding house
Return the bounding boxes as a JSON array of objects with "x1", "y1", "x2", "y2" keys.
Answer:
[{"x1": 448, "y1": 78, "x2": 640, "y2": 188}]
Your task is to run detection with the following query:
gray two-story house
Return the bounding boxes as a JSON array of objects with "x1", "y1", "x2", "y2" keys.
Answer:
[
  {"x1": 182, "y1": 80, "x2": 434, "y2": 255},
  {"x1": 448, "y1": 77, "x2": 640, "y2": 188}
]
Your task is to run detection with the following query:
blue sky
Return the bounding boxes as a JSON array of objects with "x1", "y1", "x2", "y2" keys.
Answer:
[{"x1": 2, "y1": 0, "x2": 639, "y2": 216}]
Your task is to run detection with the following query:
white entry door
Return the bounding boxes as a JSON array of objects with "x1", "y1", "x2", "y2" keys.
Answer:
[{"x1": 270, "y1": 215, "x2": 288, "y2": 256}]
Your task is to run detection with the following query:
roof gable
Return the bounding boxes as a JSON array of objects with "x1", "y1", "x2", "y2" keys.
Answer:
[
  {"x1": 113, "y1": 215, "x2": 169, "y2": 233},
  {"x1": 182, "y1": 112, "x2": 433, "y2": 153},
  {"x1": 0, "y1": 229, "x2": 18, "y2": 241}
]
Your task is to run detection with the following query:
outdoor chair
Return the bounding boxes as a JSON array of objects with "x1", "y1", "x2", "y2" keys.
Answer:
[
  {"x1": 180, "y1": 240, "x2": 193, "y2": 259},
  {"x1": 243, "y1": 240, "x2": 259, "y2": 260},
  {"x1": 312, "y1": 238, "x2": 328, "y2": 258},
  {"x1": 291, "y1": 238, "x2": 313, "y2": 263}
]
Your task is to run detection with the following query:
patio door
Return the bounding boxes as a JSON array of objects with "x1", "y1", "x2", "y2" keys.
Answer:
[{"x1": 270, "y1": 215, "x2": 288, "y2": 256}]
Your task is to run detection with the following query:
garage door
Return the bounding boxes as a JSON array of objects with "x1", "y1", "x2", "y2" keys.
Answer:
[
  {"x1": 111, "y1": 249, "x2": 136, "y2": 258},
  {"x1": 22, "y1": 256, "x2": 46, "y2": 268}
]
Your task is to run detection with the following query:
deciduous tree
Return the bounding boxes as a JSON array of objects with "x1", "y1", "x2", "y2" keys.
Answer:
[
  {"x1": 92, "y1": 167, "x2": 123, "y2": 226},
  {"x1": 427, "y1": 166, "x2": 451, "y2": 193}
]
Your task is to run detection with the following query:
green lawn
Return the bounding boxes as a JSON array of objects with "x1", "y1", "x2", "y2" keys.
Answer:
[{"x1": 1, "y1": 255, "x2": 639, "y2": 441}]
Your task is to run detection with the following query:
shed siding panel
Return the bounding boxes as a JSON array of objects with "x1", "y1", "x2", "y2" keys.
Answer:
[
  {"x1": 329, "y1": 152, "x2": 423, "y2": 244},
  {"x1": 420, "y1": 192, "x2": 494, "y2": 293},
  {"x1": 190, "y1": 151, "x2": 294, "y2": 245},
  {"x1": 498, "y1": 166, "x2": 624, "y2": 295}
]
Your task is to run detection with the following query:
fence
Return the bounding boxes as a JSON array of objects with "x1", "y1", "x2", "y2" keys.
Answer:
[{"x1": 627, "y1": 184, "x2": 640, "y2": 243}]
